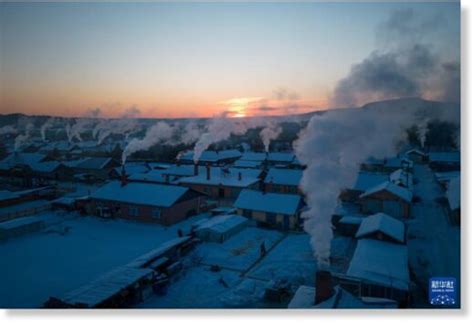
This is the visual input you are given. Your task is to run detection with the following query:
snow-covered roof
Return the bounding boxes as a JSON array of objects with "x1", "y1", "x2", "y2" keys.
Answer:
[
  {"x1": 404, "y1": 148, "x2": 427, "y2": 157},
  {"x1": 389, "y1": 169, "x2": 413, "y2": 189},
  {"x1": 428, "y1": 151, "x2": 460, "y2": 163},
  {"x1": 0, "y1": 190, "x2": 20, "y2": 201},
  {"x1": 196, "y1": 214, "x2": 248, "y2": 234},
  {"x1": 241, "y1": 152, "x2": 267, "y2": 162},
  {"x1": 363, "y1": 157, "x2": 385, "y2": 166},
  {"x1": 233, "y1": 159, "x2": 262, "y2": 168},
  {"x1": 347, "y1": 239, "x2": 409, "y2": 291},
  {"x1": 359, "y1": 181, "x2": 413, "y2": 202},
  {"x1": 339, "y1": 216, "x2": 363, "y2": 225},
  {"x1": 90, "y1": 181, "x2": 190, "y2": 207},
  {"x1": 353, "y1": 171, "x2": 388, "y2": 191},
  {"x1": 234, "y1": 189, "x2": 303, "y2": 215},
  {"x1": 264, "y1": 168, "x2": 302, "y2": 186},
  {"x1": 178, "y1": 167, "x2": 261, "y2": 188},
  {"x1": 356, "y1": 213, "x2": 405, "y2": 243},
  {"x1": 114, "y1": 163, "x2": 150, "y2": 176},
  {"x1": 61, "y1": 266, "x2": 154, "y2": 307},
  {"x1": 267, "y1": 152, "x2": 295, "y2": 163},
  {"x1": 288, "y1": 285, "x2": 367, "y2": 309},
  {"x1": 384, "y1": 157, "x2": 413, "y2": 169},
  {"x1": 74, "y1": 157, "x2": 114, "y2": 170},
  {"x1": 127, "y1": 236, "x2": 192, "y2": 268},
  {"x1": 179, "y1": 150, "x2": 242, "y2": 162},
  {"x1": 446, "y1": 176, "x2": 460, "y2": 210},
  {"x1": 0, "y1": 152, "x2": 47, "y2": 170},
  {"x1": 435, "y1": 171, "x2": 460, "y2": 184}
]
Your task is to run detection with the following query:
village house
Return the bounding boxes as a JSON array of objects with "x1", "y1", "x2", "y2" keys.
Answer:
[
  {"x1": 266, "y1": 152, "x2": 295, "y2": 167},
  {"x1": 66, "y1": 157, "x2": 120, "y2": 181},
  {"x1": 193, "y1": 214, "x2": 248, "y2": 243},
  {"x1": 0, "y1": 152, "x2": 73, "y2": 186},
  {"x1": 89, "y1": 181, "x2": 205, "y2": 225},
  {"x1": 240, "y1": 151, "x2": 267, "y2": 163},
  {"x1": 288, "y1": 271, "x2": 397, "y2": 309},
  {"x1": 264, "y1": 168, "x2": 303, "y2": 194},
  {"x1": 428, "y1": 151, "x2": 460, "y2": 171},
  {"x1": 360, "y1": 157, "x2": 385, "y2": 172},
  {"x1": 233, "y1": 159, "x2": 262, "y2": 169},
  {"x1": 178, "y1": 149, "x2": 242, "y2": 166},
  {"x1": 359, "y1": 181, "x2": 413, "y2": 219},
  {"x1": 403, "y1": 148, "x2": 428, "y2": 163},
  {"x1": 355, "y1": 213, "x2": 405, "y2": 244},
  {"x1": 383, "y1": 157, "x2": 414, "y2": 173},
  {"x1": 233, "y1": 189, "x2": 304, "y2": 231},
  {"x1": 178, "y1": 165, "x2": 261, "y2": 202},
  {"x1": 389, "y1": 169, "x2": 413, "y2": 189},
  {"x1": 342, "y1": 238, "x2": 409, "y2": 305}
]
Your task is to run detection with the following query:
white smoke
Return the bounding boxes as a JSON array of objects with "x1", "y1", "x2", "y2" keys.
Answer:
[
  {"x1": 0, "y1": 125, "x2": 16, "y2": 136},
  {"x1": 14, "y1": 123, "x2": 34, "y2": 151},
  {"x1": 260, "y1": 122, "x2": 282, "y2": 152},
  {"x1": 65, "y1": 123, "x2": 73, "y2": 143},
  {"x1": 180, "y1": 121, "x2": 202, "y2": 145},
  {"x1": 40, "y1": 117, "x2": 56, "y2": 142},
  {"x1": 121, "y1": 121, "x2": 174, "y2": 165},
  {"x1": 294, "y1": 103, "x2": 457, "y2": 267},
  {"x1": 93, "y1": 106, "x2": 142, "y2": 144}
]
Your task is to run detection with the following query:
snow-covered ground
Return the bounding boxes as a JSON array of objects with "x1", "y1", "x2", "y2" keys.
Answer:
[
  {"x1": 407, "y1": 164, "x2": 460, "y2": 307},
  {"x1": 0, "y1": 211, "x2": 209, "y2": 308},
  {"x1": 195, "y1": 227, "x2": 284, "y2": 271}
]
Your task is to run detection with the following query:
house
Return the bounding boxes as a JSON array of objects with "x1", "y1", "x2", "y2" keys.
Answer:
[
  {"x1": 67, "y1": 157, "x2": 120, "y2": 181},
  {"x1": 266, "y1": 152, "x2": 295, "y2": 166},
  {"x1": 335, "y1": 216, "x2": 363, "y2": 237},
  {"x1": 193, "y1": 214, "x2": 248, "y2": 243},
  {"x1": 446, "y1": 176, "x2": 460, "y2": 225},
  {"x1": 434, "y1": 171, "x2": 460, "y2": 189},
  {"x1": 178, "y1": 165, "x2": 261, "y2": 201},
  {"x1": 428, "y1": 151, "x2": 460, "y2": 171},
  {"x1": 89, "y1": 181, "x2": 205, "y2": 225},
  {"x1": 389, "y1": 169, "x2": 413, "y2": 189},
  {"x1": 383, "y1": 157, "x2": 414, "y2": 173},
  {"x1": 355, "y1": 213, "x2": 405, "y2": 244},
  {"x1": 342, "y1": 171, "x2": 388, "y2": 201},
  {"x1": 178, "y1": 150, "x2": 242, "y2": 165},
  {"x1": 0, "y1": 152, "x2": 72, "y2": 185},
  {"x1": 288, "y1": 271, "x2": 397, "y2": 309},
  {"x1": 233, "y1": 189, "x2": 304, "y2": 230},
  {"x1": 240, "y1": 151, "x2": 267, "y2": 162},
  {"x1": 44, "y1": 266, "x2": 155, "y2": 308},
  {"x1": 359, "y1": 181, "x2": 413, "y2": 219},
  {"x1": 404, "y1": 148, "x2": 427, "y2": 163},
  {"x1": 233, "y1": 159, "x2": 262, "y2": 169},
  {"x1": 344, "y1": 239, "x2": 409, "y2": 304},
  {"x1": 264, "y1": 168, "x2": 302, "y2": 194},
  {"x1": 360, "y1": 157, "x2": 385, "y2": 172}
]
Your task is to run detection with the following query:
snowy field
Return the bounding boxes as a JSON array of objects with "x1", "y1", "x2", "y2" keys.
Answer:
[
  {"x1": 195, "y1": 227, "x2": 284, "y2": 271},
  {"x1": 248, "y1": 234, "x2": 316, "y2": 285},
  {"x1": 0, "y1": 211, "x2": 209, "y2": 308}
]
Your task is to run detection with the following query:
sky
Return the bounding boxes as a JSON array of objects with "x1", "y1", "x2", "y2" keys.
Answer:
[{"x1": 0, "y1": 1, "x2": 460, "y2": 118}]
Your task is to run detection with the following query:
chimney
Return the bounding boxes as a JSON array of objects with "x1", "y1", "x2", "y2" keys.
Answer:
[
  {"x1": 206, "y1": 163, "x2": 211, "y2": 181},
  {"x1": 314, "y1": 270, "x2": 335, "y2": 305},
  {"x1": 194, "y1": 163, "x2": 199, "y2": 176},
  {"x1": 238, "y1": 172, "x2": 242, "y2": 181},
  {"x1": 120, "y1": 165, "x2": 127, "y2": 187}
]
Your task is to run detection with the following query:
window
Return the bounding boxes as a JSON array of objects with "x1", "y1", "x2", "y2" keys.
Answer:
[
  {"x1": 128, "y1": 206, "x2": 139, "y2": 217},
  {"x1": 243, "y1": 209, "x2": 252, "y2": 218},
  {"x1": 152, "y1": 208, "x2": 161, "y2": 219},
  {"x1": 266, "y1": 212, "x2": 276, "y2": 224}
]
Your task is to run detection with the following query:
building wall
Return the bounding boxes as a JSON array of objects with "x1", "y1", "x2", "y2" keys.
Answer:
[
  {"x1": 360, "y1": 191, "x2": 410, "y2": 219},
  {"x1": 91, "y1": 196, "x2": 202, "y2": 225},
  {"x1": 236, "y1": 208, "x2": 298, "y2": 230},
  {"x1": 265, "y1": 183, "x2": 300, "y2": 195},
  {"x1": 181, "y1": 182, "x2": 259, "y2": 200}
]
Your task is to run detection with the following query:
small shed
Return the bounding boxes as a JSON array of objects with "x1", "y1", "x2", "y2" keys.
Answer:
[
  {"x1": 359, "y1": 181, "x2": 413, "y2": 219},
  {"x1": 195, "y1": 214, "x2": 248, "y2": 243},
  {"x1": 355, "y1": 213, "x2": 405, "y2": 244}
]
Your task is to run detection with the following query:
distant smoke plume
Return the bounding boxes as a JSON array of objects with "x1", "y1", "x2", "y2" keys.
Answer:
[
  {"x1": 294, "y1": 101, "x2": 459, "y2": 267},
  {"x1": 260, "y1": 122, "x2": 282, "y2": 152},
  {"x1": 0, "y1": 125, "x2": 16, "y2": 136},
  {"x1": 331, "y1": 9, "x2": 460, "y2": 107},
  {"x1": 40, "y1": 117, "x2": 56, "y2": 142},
  {"x1": 14, "y1": 123, "x2": 34, "y2": 151},
  {"x1": 93, "y1": 106, "x2": 141, "y2": 144},
  {"x1": 180, "y1": 121, "x2": 202, "y2": 145},
  {"x1": 121, "y1": 121, "x2": 173, "y2": 164},
  {"x1": 65, "y1": 123, "x2": 73, "y2": 143}
]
